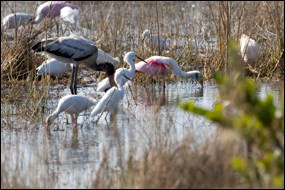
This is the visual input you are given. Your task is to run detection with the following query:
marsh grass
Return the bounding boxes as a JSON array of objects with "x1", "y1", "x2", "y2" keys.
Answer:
[{"x1": 1, "y1": 1, "x2": 284, "y2": 189}]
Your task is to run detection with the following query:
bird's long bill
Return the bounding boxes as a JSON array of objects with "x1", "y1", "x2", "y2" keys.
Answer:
[
  {"x1": 135, "y1": 55, "x2": 148, "y2": 64},
  {"x1": 123, "y1": 74, "x2": 131, "y2": 81}
]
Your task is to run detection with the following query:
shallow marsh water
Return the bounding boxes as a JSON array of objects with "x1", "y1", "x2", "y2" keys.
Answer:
[{"x1": 1, "y1": 80, "x2": 283, "y2": 188}]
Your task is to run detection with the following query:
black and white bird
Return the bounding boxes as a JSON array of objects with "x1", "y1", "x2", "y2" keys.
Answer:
[{"x1": 32, "y1": 35, "x2": 116, "y2": 94}]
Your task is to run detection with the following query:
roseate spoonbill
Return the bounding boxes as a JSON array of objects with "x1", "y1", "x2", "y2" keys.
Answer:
[
  {"x1": 240, "y1": 34, "x2": 259, "y2": 63},
  {"x1": 36, "y1": 58, "x2": 71, "y2": 77},
  {"x1": 46, "y1": 94, "x2": 97, "y2": 129},
  {"x1": 2, "y1": 13, "x2": 33, "y2": 30},
  {"x1": 135, "y1": 56, "x2": 203, "y2": 87},
  {"x1": 96, "y1": 51, "x2": 148, "y2": 92},
  {"x1": 32, "y1": 35, "x2": 116, "y2": 94},
  {"x1": 142, "y1": 29, "x2": 168, "y2": 52},
  {"x1": 90, "y1": 66, "x2": 131, "y2": 123},
  {"x1": 33, "y1": 1, "x2": 79, "y2": 35}
]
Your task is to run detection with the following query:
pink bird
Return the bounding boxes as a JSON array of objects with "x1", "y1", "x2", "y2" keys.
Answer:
[
  {"x1": 135, "y1": 56, "x2": 203, "y2": 87},
  {"x1": 33, "y1": 1, "x2": 79, "y2": 35}
]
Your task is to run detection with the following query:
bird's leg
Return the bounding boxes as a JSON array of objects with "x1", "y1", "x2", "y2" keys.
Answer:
[
  {"x1": 71, "y1": 114, "x2": 77, "y2": 129},
  {"x1": 70, "y1": 64, "x2": 78, "y2": 94},
  {"x1": 56, "y1": 23, "x2": 60, "y2": 37}
]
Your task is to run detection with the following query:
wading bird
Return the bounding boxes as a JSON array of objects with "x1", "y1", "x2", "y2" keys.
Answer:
[
  {"x1": 36, "y1": 58, "x2": 71, "y2": 78},
  {"x1": 46, "y1": 94, "x2": 97, "y2": 129},
  {"x1": 135, "y1": 55, "x2": 203, "y2": 88},
  {"x1": 240, "y1": 34, "x2": 259, "y2": 64},
  {"x1": 32, "y1": 35, "x2": 116, "y2": 94},
  {"x1": 142, "y1": 29, "x2": 168, "y2": 52},
  {"x1": 36, "y1": 49, "x2": 118, "y2": 78},
  {"x1": 2, "y1": 12, "x2": 33, "y2": 30},
  {"x1": 33, "y1": 1, "x2": 79, "y2": 35},
  {"x1": 96, "y1": 51, "x2": 147, "y2": 92},
  {"x1": 90, "y1": 64, "x2": 134, "y2": 123}
]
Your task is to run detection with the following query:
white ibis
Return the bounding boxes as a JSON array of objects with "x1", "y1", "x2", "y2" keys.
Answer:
[{"x1": 46, "y1": 94, "x2": 97, "y2": 129}]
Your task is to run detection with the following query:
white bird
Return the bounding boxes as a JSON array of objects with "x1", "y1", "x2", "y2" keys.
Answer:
[
  {"x1": 142, "y1": 29, "x2": 168, "y2": 52},
  {"x1": 36, "y1": 58, "x2": 71, "y2": 77},
  {"x1": 90, "y1": 65, "x2": 133, "y2": 122},
  {"x1": 96, "y1": 51, "x2": 147, "y2": 92},
  {"x1": 33, "y1": 1, "x2": 79, "y2": 35},
  {"x1": 46, "y1": 94, "x2": 97, "y2": 129},
  {"x1": 32, "y1": 35, "x2": 116, "y2": 94},
  {"x1": 240, "y1": 34, "x2": 259, "y2": 63},
  {"x1": 2, "y1": 13, "x2": 33, "y2": 30},
  {"x1": 135, "y1": 55, "x2": 203, "y2": 87}
]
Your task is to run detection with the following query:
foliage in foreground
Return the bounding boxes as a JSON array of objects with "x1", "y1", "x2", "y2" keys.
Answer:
[{"x1": 179, "y1": 42, "x2": 284, "y2": 188}]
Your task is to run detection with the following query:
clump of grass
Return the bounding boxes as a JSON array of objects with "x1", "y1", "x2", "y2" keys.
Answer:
[{"x1": 92, "y1": 129, "x2": 248, "y2": 189}]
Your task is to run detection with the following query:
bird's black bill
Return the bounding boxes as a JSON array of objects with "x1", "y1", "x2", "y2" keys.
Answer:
[
  {"x1": 123, "y1": 74, "x2": 131, "y2": 81},
  {"x1": 135, "y1": 55, "x2": 148, "y2": 64}
]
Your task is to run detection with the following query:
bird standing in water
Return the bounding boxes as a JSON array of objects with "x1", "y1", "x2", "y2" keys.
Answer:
[
  {"x1": 135, "y1": 55, "x2": 203, "y2": 88},
  {"x1": 46, "y1": 94, "x2": 97, "y2": 129},
  {"x1": 32, "y1": 35, "x2": 116, "y2": 94}
]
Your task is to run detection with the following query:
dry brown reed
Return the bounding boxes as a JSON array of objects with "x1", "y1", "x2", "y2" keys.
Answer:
[
  {"x1": 92, "y1": 129, "x2": 249, "y2": 189},
  {"x1": 1, "y1": 1, "x2": 284, "y2": 189}
]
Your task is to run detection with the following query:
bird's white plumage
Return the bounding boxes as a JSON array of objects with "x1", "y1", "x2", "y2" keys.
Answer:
[
  {"x1": 2, "y1": 13, "x2": 33, "y2": 30},
  {"x1": 142, "y1": 29, "x2": 168, "y2": 51},
  {"x1": 96, "y1": 52, "x2": 138, "y2": 92},
  {"x1": 90, "y1": 67, "x2": 128, "y2": 119},
  {"x1": 60, "y1": 6, "x2": 79, "y2": 24},
  {"x1": 36, "y1": 58, "x2": 71, "y2": 76},
  {"x1": 46, "y1": 94, "x2": 97, "y2": 128},
  {"x1": 240, "y1": 34, "x2": 259, "y2": 63}
]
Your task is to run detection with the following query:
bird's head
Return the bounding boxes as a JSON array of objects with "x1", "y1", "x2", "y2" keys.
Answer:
[{"x1": 142, "y1": 29, "x2": 150, "y2": 43}]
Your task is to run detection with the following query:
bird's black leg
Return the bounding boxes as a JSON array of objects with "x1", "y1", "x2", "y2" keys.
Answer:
[{"x1": 70, "y1": 64, "x2": 78, "y2": 94}]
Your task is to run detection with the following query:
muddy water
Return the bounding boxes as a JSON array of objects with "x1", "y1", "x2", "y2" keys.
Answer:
[{"x1": 1, "y1": 80, "x2": 283, "y2": 188}]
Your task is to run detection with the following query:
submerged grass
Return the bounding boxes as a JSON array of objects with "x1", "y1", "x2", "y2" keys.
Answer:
[{"x1": 1, "y1": 1, "x2": 284, "y2": 189}]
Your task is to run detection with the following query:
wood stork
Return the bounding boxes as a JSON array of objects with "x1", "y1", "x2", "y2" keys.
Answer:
[{"x1": 32, "y1": 35, "x2": 116, "y2": 94}]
